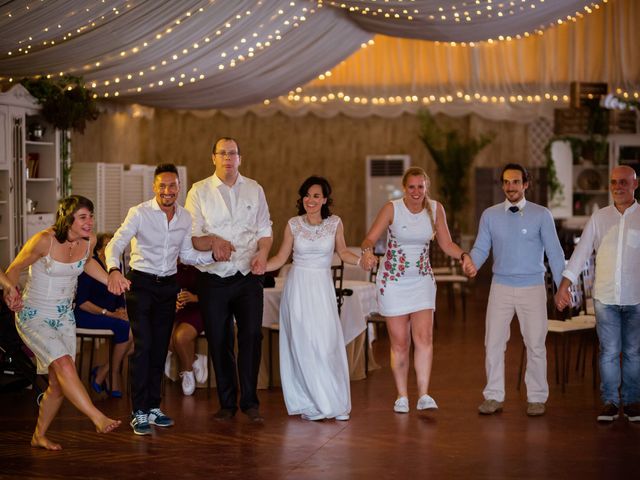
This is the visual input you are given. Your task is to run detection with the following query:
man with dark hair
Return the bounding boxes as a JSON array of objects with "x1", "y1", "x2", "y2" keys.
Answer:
[
  {"x1": 556, "y1": 165, "x2": 640, "y2": 423},
  {"x1": 470, "y1": 163, "x2": 565, "y2": 416},
  {"x1": 106, "y1": 163, "x2": 215, "y2": 435},
  {"x1": 186, "y1": 137, "x2": 272, "y2": 422}
]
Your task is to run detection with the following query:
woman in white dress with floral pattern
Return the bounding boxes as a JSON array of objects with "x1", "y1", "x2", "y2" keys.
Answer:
[
  {"x1": 4, "y1": 196, "x2": 126, "y2": 450},
  {"x1": 360, "y1": 167, "x2": 477, "y2": 414},
  {"x1": 267, "y1": 176, "x2": 365, "y2": 420}
]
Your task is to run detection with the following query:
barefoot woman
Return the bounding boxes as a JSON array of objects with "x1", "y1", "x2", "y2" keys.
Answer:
[{"x1": 3, "y1": 196, "x2": 124, "y2": 450}]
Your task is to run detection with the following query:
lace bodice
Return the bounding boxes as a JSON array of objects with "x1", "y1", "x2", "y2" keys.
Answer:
[{"x1": 289, "y1": 215, "x2": 340, "y2": 269}]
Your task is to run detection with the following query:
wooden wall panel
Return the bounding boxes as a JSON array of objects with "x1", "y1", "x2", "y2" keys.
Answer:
[{"x1": 72, "y1": 110, "x2": 529, "y2": 245}]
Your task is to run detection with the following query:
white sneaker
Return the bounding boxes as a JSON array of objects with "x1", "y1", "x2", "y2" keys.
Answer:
[
  {"x1": 416, "y1": 394, "x2": 438, "y2": 410},
  {"x1": 393, "y1": 396, "x2": 409, "y2": 413},
  {"x1": 164, "y1": 351, "x2": 177, "y2": 381},
  {"x1": 335, "y1": 414, "x2": 350, "y2": 421},
  {"x1": 180, "y1": 371, "x2": 196, "y2": 396},
  {"x1": 192, "y1": 354, "x2": 208, "y2": 384}
]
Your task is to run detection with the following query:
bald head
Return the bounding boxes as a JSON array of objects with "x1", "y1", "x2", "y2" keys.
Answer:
[{"x1": 610, "y1": 165, "x2": 638, "y2": 211}]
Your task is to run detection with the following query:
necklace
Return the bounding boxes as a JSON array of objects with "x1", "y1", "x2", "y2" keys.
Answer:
[{"x1": 67, "y1": 240, "x2": 79, "y2": 258}]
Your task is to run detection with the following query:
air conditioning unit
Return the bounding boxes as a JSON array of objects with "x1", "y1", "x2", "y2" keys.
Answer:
[{"x1": 365, "y1": 155, "x2": 410, "y2": 253}]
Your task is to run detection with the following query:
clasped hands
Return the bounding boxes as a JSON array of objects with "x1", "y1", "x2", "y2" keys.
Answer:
[
  {"x1": 554, "y1": 287, "x2": 572, "y2": 311},
  {"x1": 3, "y1": 286, "x2": 23, "y2": 312}
]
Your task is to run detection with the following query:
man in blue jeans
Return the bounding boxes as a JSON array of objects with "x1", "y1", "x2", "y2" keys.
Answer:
[{"x1": 556, "y1": 165, "x2": 640, "y2": 423}]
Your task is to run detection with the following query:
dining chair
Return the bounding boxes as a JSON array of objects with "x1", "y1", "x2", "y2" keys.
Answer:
[
  {"x1": 364, "y1": 254, "x2": 384, "y2": 375},
  {"x1": 430, "y1": 241, "x2": 469, "y2": 320},
  {"x1": 76, "y1": 328, "x2": 114, "y2": 392}
]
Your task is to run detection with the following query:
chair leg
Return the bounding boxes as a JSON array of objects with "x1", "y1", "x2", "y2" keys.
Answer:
[
  {"x1": 364, "y1": 323, "x2": 369, "y2": 377},
  {"x1": 461, "y1": 285, "x2": 467, "y2": 322},
  {"x1": 88, "y1": 338, "x2": 96, "y2": 385},
  {"x1": 107, "y1": 338, "x2": 113, "y2": 394},
  {"x1": 77, "y1": 335, "x2": 85, "y2": 379},
  {"x1": 268, "y1": 329, "x2": 273, "y2": 389}
]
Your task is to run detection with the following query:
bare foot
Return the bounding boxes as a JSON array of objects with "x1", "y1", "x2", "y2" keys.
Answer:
[
  {"x1": 95, "y1": 417, "x2": 122, "y2": 433},
  {"x1": 31, "y1": 434, "x2": 62, "y2": 451}
]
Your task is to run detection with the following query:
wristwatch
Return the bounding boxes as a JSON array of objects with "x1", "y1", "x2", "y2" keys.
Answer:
[{"x1": 108, "y1": 267, "x2": 121, "y2": 274}]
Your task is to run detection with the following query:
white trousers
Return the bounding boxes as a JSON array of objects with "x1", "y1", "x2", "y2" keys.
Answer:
[{"x1": 483, "y1": 282, "x2": 549, "y2": 403}]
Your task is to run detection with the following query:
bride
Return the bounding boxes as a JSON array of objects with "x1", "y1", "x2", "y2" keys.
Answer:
[{"x1": 266, "y1": 176, "x2": 365, "y2": 421}]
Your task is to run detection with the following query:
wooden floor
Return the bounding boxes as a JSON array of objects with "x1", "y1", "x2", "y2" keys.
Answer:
[{"x1": 1, "y1": 281, "x2": 638, "y2": 480}]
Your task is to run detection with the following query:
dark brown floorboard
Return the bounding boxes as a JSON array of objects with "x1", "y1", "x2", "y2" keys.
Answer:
[{"x1": 1, "y1": 282, "x2": 638, "y2": 479}]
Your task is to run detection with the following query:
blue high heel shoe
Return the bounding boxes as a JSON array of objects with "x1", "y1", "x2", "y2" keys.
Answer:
[
  {"x1": 110, "y1": 390, "x2": 123, "y2": 399},
  {"x1": 90, "y1": 367, "x2": 103, "y2": 394}
]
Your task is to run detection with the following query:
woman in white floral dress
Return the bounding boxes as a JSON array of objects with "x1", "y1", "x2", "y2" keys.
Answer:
[
  {"x1": 360, "y1": 167, "x2": 477, "y2": 414},
  {"x1": 4, "y1": 196, "x2": 125, "y2": 450},
  {"x1": 267, "y1": 176, "x2": 364, "y2": 421}
]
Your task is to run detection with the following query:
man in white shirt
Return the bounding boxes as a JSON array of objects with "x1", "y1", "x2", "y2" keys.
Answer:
[
  {"x1": 556, "y1": 165, "x2": 640, "y2": 423},
  {"x1": 185, "y1": 137, "x2": 272, "y2": 422},
  {"x1": 106, "y1": 164, "x2": 214, "y2": 436}
]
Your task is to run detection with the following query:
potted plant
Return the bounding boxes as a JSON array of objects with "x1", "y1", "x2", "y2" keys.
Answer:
[
  {"x1": 418, "y1": 110, "x2": 493, "y2": 232},
  {"x1": 20, "y1": 75, "x2": 99, "y2": 196}
]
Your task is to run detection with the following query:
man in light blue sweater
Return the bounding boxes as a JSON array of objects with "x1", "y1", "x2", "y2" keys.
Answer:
[{"x1": 470, "y1": 163, "x2": 565, "y2": 416}]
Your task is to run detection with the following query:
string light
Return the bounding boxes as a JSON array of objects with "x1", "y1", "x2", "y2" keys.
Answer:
[{"x1": 316, "y1": 0, "x2": 608, "y2": 45}]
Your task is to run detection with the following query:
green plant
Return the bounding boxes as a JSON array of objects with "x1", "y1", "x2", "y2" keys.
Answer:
[
  {"x1": 418, "y1": 110, "x2": 493, "y2": 231},
  {"x1": 20, "y1": 75, "x2": 99, "y2": 133}
]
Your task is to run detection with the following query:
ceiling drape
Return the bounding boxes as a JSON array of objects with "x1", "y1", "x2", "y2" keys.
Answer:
[{"x1": 1, "y1": 0, "x2": 637, "y2": 120}]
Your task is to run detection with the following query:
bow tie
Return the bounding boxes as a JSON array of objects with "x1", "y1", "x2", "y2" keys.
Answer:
[{"x1": 509, "y1": 206, "x2": 519, "y2": 213}]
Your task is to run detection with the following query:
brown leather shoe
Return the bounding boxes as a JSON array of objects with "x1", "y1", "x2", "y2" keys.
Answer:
[
  {"x1": 244, "y1": 408, "x2": 264, "y2": 423},
  {"x1": 213, "y1": 408, "x2": 235, "y2": 421},
  {"x1": 478, "y1": 399, "x2": 503, "y2": 415},
  {"x1": 527, "y1": 402, "x2": 546, "y2": 416}
]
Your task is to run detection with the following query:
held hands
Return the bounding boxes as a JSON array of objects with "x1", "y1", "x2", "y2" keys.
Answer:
[
  {"x1": 176, "y1": 289, "x2": 197, "y2": 310},
  {"x1": 107, "y1": 270, "x2": 131, "y2": 296},
  {"x1": 360, "y1": 251, "x2": 378, "y2": 271},
  {"x1": 461, "y1": 255, "x2": 477, "y2": 278},
  {"x1": 250, "y1": 251, "x2": 268, "y2": 275},
  {"x1": 112, "y1": 307, "x2": 128, "y2": 321},
  {"x1": 554, "y1": 287, "x2": 572, "y2": 311},
  {"x1": 211, "y1": 236, "x2": 235, "y2": 262},
  {"x1": 3, "y1": 286, "x2": 23, "y2": 312}
]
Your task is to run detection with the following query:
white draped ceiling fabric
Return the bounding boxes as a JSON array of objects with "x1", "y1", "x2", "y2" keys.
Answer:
[{"x1": 0, "y1": 0, "x2": 638, "y2": 121}]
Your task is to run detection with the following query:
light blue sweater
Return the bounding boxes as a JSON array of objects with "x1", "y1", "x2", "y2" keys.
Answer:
[{"x1": 470, "y1": 201, "x2": 565, "y2": 287}]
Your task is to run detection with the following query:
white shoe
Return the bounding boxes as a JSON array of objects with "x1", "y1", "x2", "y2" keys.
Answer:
[
  {"x1": 180, "y1": 370, "x2": 196, "y2": 396},
  {"x1": 416, "y1": 394, "x2": 438, "y2": 410},
  {"x1": 393, "y1": 396, "x2": 409, "y2": 413},
  {"x1": 335, "y1": 414, "x2": 350, "y2": 421},
  {"x1": 164, "y1": 351, "x2": 177, "y2": 381},
  {"x1": 192, "y1": 354, "x2": 208, "y2": 384}
]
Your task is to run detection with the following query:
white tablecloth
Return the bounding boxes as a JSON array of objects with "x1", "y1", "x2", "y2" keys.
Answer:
[{"x1": 263, "y1": 277, "x2": 377, "y2": 345}]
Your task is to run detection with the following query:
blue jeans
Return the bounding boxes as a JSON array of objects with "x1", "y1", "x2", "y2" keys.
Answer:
[{"x1": 594, "y1": 300, "x2": 640, "y2": 405}]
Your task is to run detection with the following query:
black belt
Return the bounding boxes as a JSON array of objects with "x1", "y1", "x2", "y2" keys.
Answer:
[{"x1": 131, "y1": 269, "x2": 177, "y2": 284}]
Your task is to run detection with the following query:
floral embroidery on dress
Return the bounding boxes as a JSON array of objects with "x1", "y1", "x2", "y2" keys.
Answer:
[
  {"x1": 18, "y1": 306, "x2": 38, "y2": 322},
  {"x1": 290, "y1": 215, "x2": 339, "y2": 242},
  {"x1": 416, "y1": 245, "x2": 434, "y2": 281},
  {"x1": 379, "y1": 230, "x2": 410, "y2": 296},
  {"x1": 44, "y1": 318, "x2": 65, "y2": 330}
]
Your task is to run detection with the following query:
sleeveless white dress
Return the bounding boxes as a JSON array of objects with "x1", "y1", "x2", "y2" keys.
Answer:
[
  {"x1": 279, "y1": 215, "x2": 351, "y2": 419},
  {"x1": 376, "y1": 199, "x2": 437, "y2": 317},
  {"x1": 15, "y1": 239, "x2": 90, "y2": 374}
]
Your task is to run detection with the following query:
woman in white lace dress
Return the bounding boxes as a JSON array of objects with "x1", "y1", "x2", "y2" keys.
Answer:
[
  {"x1": 267, "y1": 176, "x2": 364, "y2": 420},
  {"x1": 360, "y1": 167, "x2": 477, "y2": 414},
  {"x1": 4, "y1": 196, "x2": 125, "y2": 450}
]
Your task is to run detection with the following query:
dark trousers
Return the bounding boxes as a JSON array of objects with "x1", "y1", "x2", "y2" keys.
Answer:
[
  {"x1": 125, "y1": 271, "x2": 179, "y2": 413},
  {"x1": 198, "y1": 271, "x2": 264, "y2": 412}
]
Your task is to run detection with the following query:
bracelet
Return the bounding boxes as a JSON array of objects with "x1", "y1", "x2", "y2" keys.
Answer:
[
  {"x1": 108, "y1": 266, "x2": 121, "y2": 274},
  {"x1": 361, "y1": 247, "x2": 372, "y2": 255},
  {"x1": 101, "y1": 308, "x2": 107, "y2": 316},
  {"x1": 460, "y1": 252, "x2": 468, "y2": 262}
]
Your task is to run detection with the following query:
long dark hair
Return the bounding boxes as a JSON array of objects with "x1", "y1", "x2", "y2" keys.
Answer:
[
  {"x1": 94, "y1": 232, "x2": 113, "y2": 257},
  {"x1": 53, "y1": 195, "x2": 94, "y2": 243},
  {"x1": 296, "y1": 176, "x2": 333, "y2": 219}
]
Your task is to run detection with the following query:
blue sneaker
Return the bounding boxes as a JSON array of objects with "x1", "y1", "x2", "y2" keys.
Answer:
[
  {"x1": 148, "y1": 408, "x2": 174, "y2": 427},
  {"x1": 130, "y1": 410, "x2": 151, "y2": 436}
]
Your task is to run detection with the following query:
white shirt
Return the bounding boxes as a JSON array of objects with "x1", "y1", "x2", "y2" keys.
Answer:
[
  {"x1": 185, "y1": 173, "x2": 272, "y2": 277},
  {"x1": 105, "y1": 198, "x2": 214, "y2": 276},
  {"x1": 563, "y1": 202, "x2": 640, "y2": 305}
]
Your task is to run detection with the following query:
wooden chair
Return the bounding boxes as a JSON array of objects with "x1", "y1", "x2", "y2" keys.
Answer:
[
  {"x1": 517, "y1": 269, "x2": 596, "y2": 393},
  {"x1": 76, "y1": 328, "x2": 113, "y2": 391},
  {"x1": 364, "y1": 254, "x2": 385, "y2": 375},
  {"x1": 430, "y1": 241, "x2": 468, "y2": 320}
]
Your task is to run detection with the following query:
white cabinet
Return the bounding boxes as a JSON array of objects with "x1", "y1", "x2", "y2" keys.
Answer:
[{"x1": 0, "y1": 85, "x2": 61, "y2": 268}]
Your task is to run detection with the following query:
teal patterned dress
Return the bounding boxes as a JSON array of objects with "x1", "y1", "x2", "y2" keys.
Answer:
[{"x1": 15, "y1": 241, "x2": 89, "y2": 374}]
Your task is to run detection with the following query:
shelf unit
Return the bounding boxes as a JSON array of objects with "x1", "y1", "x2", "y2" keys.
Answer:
[{"x1": 0, "y1": 85, "x2": 60, "y2": 269}]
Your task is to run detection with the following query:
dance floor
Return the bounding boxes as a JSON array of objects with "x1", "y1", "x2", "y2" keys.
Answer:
[{"x1": 0, "y1": 280, "x2": 638, "y2": 480}]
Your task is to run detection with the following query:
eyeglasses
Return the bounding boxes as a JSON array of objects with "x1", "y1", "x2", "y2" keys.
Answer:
[{"x1": 214, "y1": 150, "x2": 239, "y2": 157}]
